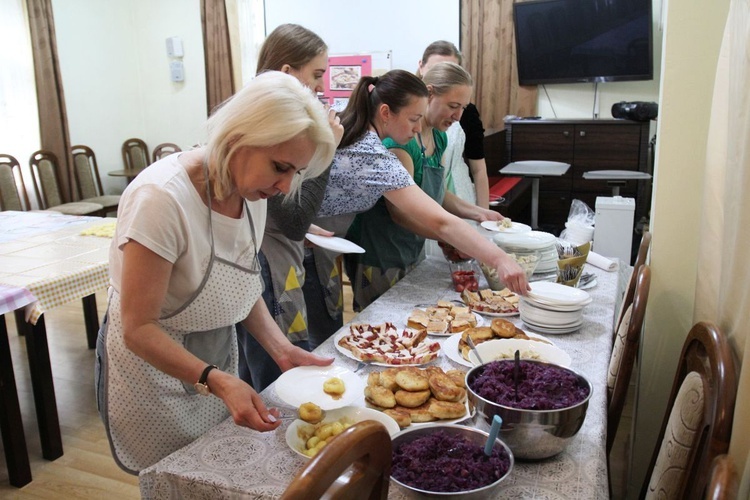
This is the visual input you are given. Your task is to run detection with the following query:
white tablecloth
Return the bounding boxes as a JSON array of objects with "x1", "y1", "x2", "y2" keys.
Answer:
[{"x1": 140, "y1": 258, "x2": 630, "y2": 499}]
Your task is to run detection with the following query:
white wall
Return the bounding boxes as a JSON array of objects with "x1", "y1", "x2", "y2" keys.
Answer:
[
  {"x1": 53, "y1": 0, "x2": 206, "y2": 195},
  {"x1": 628, "y1": 0, "x2": 730, "y2": 495},
  {"x1": 264, "y1": 0, "x2": 459, "y2": 73}
]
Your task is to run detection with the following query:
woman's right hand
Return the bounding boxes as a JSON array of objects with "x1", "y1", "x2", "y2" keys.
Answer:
[
  {"x1": 210, "y1": 370, "x2": 282, "y2": 432},
  {"x1": 492, "y1": 253, "x2": 531, "y2": 296},
  {"x1": 326, "y1": 105, "x2": 344, "y2": 147}
]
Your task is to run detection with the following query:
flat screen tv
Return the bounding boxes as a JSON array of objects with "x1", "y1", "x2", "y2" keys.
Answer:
[{"x1": 513, "y1": 0, "x2": 653, "y2": 85}]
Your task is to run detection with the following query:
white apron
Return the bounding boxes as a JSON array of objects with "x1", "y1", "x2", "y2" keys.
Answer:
[{"x1": 96, "y1": 176, "x2": 262, "y2": 474}]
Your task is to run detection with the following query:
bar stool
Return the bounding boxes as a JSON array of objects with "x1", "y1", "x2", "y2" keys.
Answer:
[
  {"x1": 500, "y1": 160, "x2": 570, "y2": 229},
  {"x1": 582, "y1": 170, "x2": 652, "y2": 196}
]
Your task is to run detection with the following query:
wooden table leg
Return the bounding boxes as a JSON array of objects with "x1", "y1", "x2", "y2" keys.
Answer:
[
  {"x1": 17, "y1": 314, "x2": 63, "y2": 460},
  {"x1": 0, "y1": 315, "x2": 33, "y2": 486},
  {"x1": 82, "y1": 294, "x2": 99, "y2": 349}
]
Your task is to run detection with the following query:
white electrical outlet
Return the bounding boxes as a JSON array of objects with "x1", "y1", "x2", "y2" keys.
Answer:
[
  {"x1": 170, "y1": 60, "x2": 185, "y2": 82},
  {"x1": 166, "y1": 37, "x2": 184, "y2": 58}
]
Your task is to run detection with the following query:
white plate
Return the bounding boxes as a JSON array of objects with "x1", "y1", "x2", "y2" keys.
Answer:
[
  {"x1": 493, "y1": 230, "x2": 557, "y2": 250},
  {"x1": 577, "y1": 278, "x2": 597, "y2": 290},
  {"x1": 528, "y1": 281, "x2": 591, "y2": 305},
  {"x1": 470, "y1": 308, "x2": 519, "y2": 318},
  {"x1": 275, "y1": 366, "x2": 365, "y2": 410},
  {"x1": 442, "y1": 329, "x2": 554, "y2": 368},
  {"x1": 333, "y1": 328, "x2": 441, "y2": 367},
  {"x1": 468, "y1": 338, "x2": 572, "y2": 368},
  {"x1": 304, "y1": 233, "x2": 365, "y2": 254},
  {"x1": 286, "y1": 406, "x2": 400, "y2": 459},
  {"x1": 442, "y1": 333, "x2": 473, "y2": 368},
  {"x1": 522, "y1": 320, "x2": 583, "y2": 335},
  {"x1": 523, "y1": 296, "x2": 593, "y2": 310},
  {"x1": 480, "y1": 220, "x2": 532, "y2": 233},
  {"x1": 521, "y1": 315, "x2": 584, "y2": 329}
]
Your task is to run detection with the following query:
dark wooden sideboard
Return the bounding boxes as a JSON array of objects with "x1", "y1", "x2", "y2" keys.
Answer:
[{"x1": 504, "y1": 119, "x2": 652, "y2": 229}]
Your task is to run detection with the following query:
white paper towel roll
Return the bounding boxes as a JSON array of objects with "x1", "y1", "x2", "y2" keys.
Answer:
[{"x1": 587, "y1": 251, "x2": 618, "y2": 271}]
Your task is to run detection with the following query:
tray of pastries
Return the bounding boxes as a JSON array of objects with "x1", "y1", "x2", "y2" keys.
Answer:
[
  {"x1": 461, "y1": 288, "x2": 520, "y2": 316},
  {"x1": 335, "y1": 322, "x2": 440, "y2": 366},
  {"x1": 407, "y1": 300, "x2": 480, "y2": 336},
  {"x1": 364, "y1": 366, "x2": 470, "y2": 428}
]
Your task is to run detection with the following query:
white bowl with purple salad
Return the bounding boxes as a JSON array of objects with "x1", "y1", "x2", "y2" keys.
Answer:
[
  {"x1": 466, "y1": 359, "x2": 592, "y2": 460},
  {"x1": 390, "y1": 424, "x2": 514, "y2": 498}
]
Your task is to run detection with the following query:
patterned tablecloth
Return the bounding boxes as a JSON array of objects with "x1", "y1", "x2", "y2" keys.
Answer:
[
  {"x1": 140, "y1": 257, "x2": 630, "y2": 500},
  {"x1": 0, "y1": 211, "x2": 112, "y2": 324}
]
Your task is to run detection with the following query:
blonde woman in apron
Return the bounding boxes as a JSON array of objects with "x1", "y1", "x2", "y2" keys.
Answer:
[{"x1": 95, "y1": 71, "x2": 339, "y2": 473}]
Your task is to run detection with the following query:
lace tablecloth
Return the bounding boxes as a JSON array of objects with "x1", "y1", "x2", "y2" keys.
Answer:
[{"x1": 140, "y1": 257, "x2": 630, "y2": 499}]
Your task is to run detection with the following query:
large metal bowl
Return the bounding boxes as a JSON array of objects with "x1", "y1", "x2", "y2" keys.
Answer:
[
  {"x1": 390, "y1": 424, "x2": 514, "y2": 499},
  {"x1": 466, "y1": 360, "x2": 593, "y2": 460}
]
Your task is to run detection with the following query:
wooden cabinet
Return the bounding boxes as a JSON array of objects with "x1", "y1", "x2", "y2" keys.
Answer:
[{"x1": 505, "y1": 119, "x2": 652, "y2": 229}]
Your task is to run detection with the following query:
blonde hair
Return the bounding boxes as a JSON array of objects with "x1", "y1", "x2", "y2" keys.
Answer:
[
  {"x1": 422, "y1": 61, "x2": 473, "y2": 96},
  {"x1": 204, "y1": 71, "x2": 336, "y2": 199}
]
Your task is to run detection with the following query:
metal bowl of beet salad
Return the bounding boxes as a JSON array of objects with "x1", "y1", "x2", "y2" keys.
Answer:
[
  {"x1": 390, "y1": 424, "x2": 514, "y2": 499},
  {"x1": 466, "y1": 359, "x2": 593, "y2": 460}
]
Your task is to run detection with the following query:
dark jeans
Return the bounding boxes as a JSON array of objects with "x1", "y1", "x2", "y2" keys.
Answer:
[
  {"x1": 302, "y1": 249, "x2": 343, "y2": 350},
  {"x1": 237, "y1": 251, "x2": 311, "y2": 392}
]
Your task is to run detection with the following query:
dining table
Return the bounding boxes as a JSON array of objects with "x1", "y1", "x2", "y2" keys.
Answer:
[
  {"x1": 0, "y1": 211, "x2": 113, "y2": 468},
  {"x1": 139, "y1": 255, "x2": 630, "y2": 499},
  {"x1": 108, "y1": 167, "x2": 145, "y2": 184}
]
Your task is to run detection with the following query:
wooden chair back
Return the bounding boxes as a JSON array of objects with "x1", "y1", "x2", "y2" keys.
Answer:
[
  {"x1": 281, "y1": 420, "x2": 391, "y2": 500},
  {"x1": 615, "y1": 231, "x2": 651, "y2": 337},
  {"x1": 641, "y1": 322, "x2": 738, "y2": 500},
  {"x1": 28, "y1": 150, "x2": 65, "y2": 209},
  {"x1": 705, "y1": 454, "x2": 739, "y2": 500},
  {"x1": 0, "y1": 154, "x2": 30, "y2": 211},
  {"x1": 121, "y1": 138, "x2": 149, "y2": 171},
  {"x1": 152, "y1": 142, "x2": 181, "y2": 162},
  {"x1": 71, "y1": 145, "x2": 105, "y2": 198},
  {"x1": 607, "y1": 264, "x2": 650, "y2": 454}
]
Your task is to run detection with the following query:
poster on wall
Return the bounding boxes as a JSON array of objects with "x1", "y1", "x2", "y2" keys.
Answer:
[{"x1": 321, "y1": 55, "x2": 372, "y2": 110}]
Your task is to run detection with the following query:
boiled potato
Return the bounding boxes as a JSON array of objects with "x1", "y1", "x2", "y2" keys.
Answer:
[
  {"x1": 323, "y1": 377, "x2": 346, "y2": 396},
  {"x1": 298, "y1": 402, "x2": 323, "y2": 424}
]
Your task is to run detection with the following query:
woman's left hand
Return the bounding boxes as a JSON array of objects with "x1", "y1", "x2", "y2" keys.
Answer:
[{"x1": 276, "y1": 344, "x2": 334, "y2": 373}]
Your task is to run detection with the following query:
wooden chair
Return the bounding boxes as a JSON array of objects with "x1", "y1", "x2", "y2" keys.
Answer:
[
  {"x1": 614, "y1": 231, "x2": 652, "y2": 338},
  {"x1": 71, "y1": 145, "x2": 121, "y2": 215},
  {"x1": 281, "y1": 420, "x2": 391, "y2": 500},
  {"x1": 152, "y1": 142, "x2": 181, "y2": 162},
  {"x1": 28, "y1": 150, "x2": 105, "y2": 216},
  {"x1": 705, "y1": 454, "x2": 739, "y2": 500},
  {"x1": 607, "y1": 264, "x2": 650, "y2": 455},
  {"x1": 0, "y1": 154, "x2": 31, "y2": 211},
  {"x1": 641, "y1": 322, "x2": 738, "y2": 500},
  {"x1": 121, "y1": 138, "x2": 150, "y2": 171}
]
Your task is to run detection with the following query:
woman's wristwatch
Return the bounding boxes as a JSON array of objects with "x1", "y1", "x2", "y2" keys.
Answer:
[{"x1": 194, "y1": 364, "x2": 218, "y2": 395}]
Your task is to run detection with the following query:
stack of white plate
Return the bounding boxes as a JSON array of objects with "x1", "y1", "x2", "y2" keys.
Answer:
[
  {"x1": 519, "y1": 281, "x2": 592, "y2": 334},
  {"x1": 493, "y1": 230, "x2": 558, "y2": 274}
]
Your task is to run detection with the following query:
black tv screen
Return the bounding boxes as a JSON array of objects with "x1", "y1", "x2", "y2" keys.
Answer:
[{"x1": 513, "y1": 0, "x2": 653, "y2": 85}]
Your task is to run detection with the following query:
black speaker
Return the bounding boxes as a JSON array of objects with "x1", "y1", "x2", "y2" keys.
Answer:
[{"x1": 611, "y1": 101, "x2": 658, "y2": 121}]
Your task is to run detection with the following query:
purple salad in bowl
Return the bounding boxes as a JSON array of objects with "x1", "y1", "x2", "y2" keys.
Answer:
[
  {"x1": 467, "y1": 359, "x2": 592, "y2": 460},
  {"x1": 390, "y1": 424, "x2": 514, "y2": 499}
]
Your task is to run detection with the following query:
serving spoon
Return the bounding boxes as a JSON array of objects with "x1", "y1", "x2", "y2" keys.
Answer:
[{"x1": 466, "y1": 335, "x2": 485, "y2": 365}]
